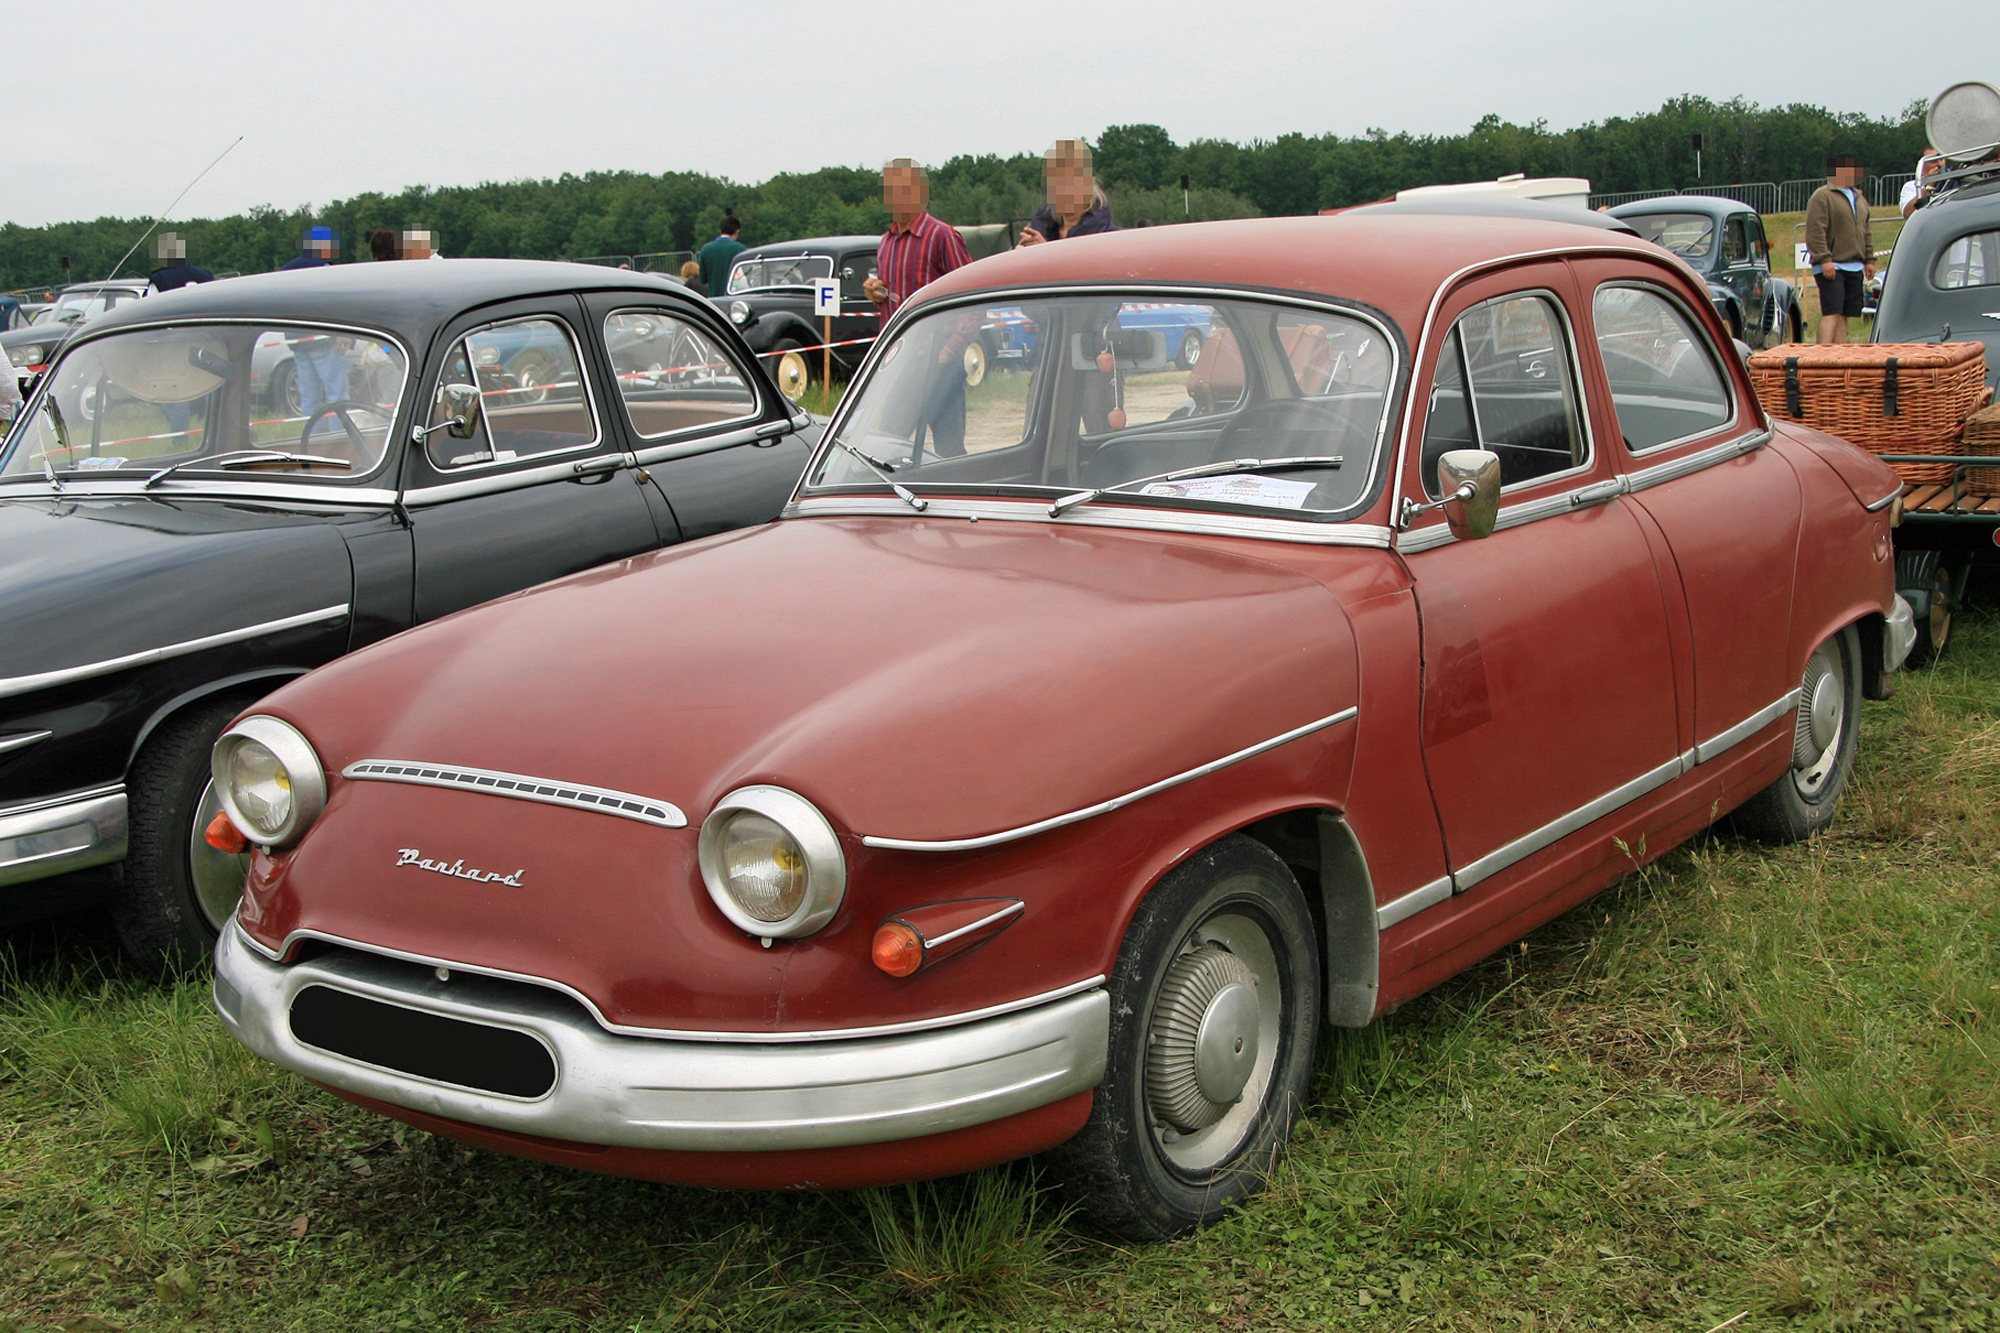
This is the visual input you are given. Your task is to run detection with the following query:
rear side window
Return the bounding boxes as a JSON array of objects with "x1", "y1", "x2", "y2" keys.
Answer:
[
  {"x1": 1591, "y1": 286, "x2": 1733, "y2": 452},
  {"x1": 603, "y1": 310, "x2": 757, "y2": 439},
  {"x1": 1420, "y1": 292, "x2": 1586, "y2": 497},
  {"x1": 428, "y1": 317, "x2": 596, "y2": 469},
  {"x1": 1933, "y1": 230, "x2": 2000, "y2": 289}
]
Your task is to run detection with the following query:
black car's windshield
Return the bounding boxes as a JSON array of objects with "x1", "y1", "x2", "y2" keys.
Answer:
[
  {"x1": 2, "y1": 324, "x2": 406, "y2": 483},
  {"x1": 804, "y1": 294, "x2": 1396, "y2": 518},
  {"x1": 727, "y1": 255, "x2": 833, "y2": 294},
  {"x1": 1626, "y1": 213, "x2": 1717, "y2": 259}
]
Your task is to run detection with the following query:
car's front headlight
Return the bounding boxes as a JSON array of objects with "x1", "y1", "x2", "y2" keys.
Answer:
[
  {"x1": 8, "y1": 344, "x2": 47, "y2": 367},
  {"x1": 729, "y1": 300, "x2": 750, "y2": 326},
  {"x1": 697, "y1": 786, "x2": 845, "y2": 938},
  {"x1": 212, "y1": 716, "x2": 327, "y2": 848}
]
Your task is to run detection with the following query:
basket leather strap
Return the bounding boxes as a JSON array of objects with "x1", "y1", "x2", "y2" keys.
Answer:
[
  {"x1": 1884, "y1": 357, "x2": 1899, "y2": 417},
  {"x1": 1784, "y1": 356, "x2": 1801, "y2": 418}
]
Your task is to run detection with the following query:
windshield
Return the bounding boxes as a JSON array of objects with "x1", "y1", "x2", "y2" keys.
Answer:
[
  {"x1": 1626, "y1": 213, "x2": 1717, "y2": 259},
  {"x1": 805, "y1": 294, "x2": 1396, "y2": 518},
  {"x1": 3, "y1": 323, "x2": 407, "y2": 482},
  {"x1": 727, "y1": 254, "x2": 833, "y2": 294}
]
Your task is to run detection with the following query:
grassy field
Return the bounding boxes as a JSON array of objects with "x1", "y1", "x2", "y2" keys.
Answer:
[{"x1": 4, "y1": 612, "x2": 1997, "y2": 1332}]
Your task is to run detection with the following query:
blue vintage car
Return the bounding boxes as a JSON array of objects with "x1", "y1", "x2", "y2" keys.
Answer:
[{"x1": 976, "y1": 301, "x2": 1213, "y2": 376}]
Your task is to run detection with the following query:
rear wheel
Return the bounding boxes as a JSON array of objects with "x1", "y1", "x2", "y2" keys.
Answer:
[
  {"x1": 112, "y1": 700, "x2": 249, "y2": 973},
  {"x1": 1898, "y1": 549, "x2": 1959, "y2": 667},
  {"x1": 1728, "y1": 625, "x2": 1861, "y2": 843},
  {"x1": 1047, "y1": 836, "x2": 1320, "y2": 1239},
  {"x1": 1177, "y1": 328, "x2": 1203, "y2": 371},
  {"x1": 962, "y1": 340, "x2": 987, "y2": 387},
  {"x1": 768, "y1": 338, "x2": 811, "y2": 403}
]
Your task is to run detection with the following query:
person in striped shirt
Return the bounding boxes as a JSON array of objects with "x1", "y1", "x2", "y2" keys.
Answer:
[{"x1": 864, "y1": 160, "x2": 974, "y2": 456}]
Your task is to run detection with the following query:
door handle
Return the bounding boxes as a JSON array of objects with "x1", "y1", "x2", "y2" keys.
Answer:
[
  {"x1": 1570, "y1": 479, "x2": 1625, "y2": 508},
  {"x1": 571, "y1": 455, "x2": 624, "y2": 475}
]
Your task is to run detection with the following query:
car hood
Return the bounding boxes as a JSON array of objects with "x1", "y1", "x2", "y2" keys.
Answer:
[
  {"x1": 0, "y1": 497, "x2": 355, "y2": 689},
  {"x1": 264, "y1": 515, "x2": 1359, "y2": 847}
]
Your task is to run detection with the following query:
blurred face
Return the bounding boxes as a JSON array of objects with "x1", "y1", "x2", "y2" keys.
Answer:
[
  {"x1": 402, "y1": 230, "x2": 435, "y2": 259},
  {"x1": 1831, "y1": 162, "x2": 1864, "y2": 187},
  {"x1": 884, "y1": 168, "x2": 926, "y2": 226},
  {"x1": 1047, "y1": 158, "x2": 1095, "y2": 218},
  {"x1": 309, "y1": 236, "x2": 334, "y2": 259}
]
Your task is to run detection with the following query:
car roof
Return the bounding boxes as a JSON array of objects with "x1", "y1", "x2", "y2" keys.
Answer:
[
  {"x1": 71, "y1": 258, "x2": 711, "y2": 350},
  {"x1": 1608, "y1": 196, "x2": 1755, "y2": 220},
  {"x1": 910, "y1": 213, "x2": 1663, "y2": 330},
  {"x1": 733, "y1": 236, "x2": 880, "y2": 259},
  {"x1": 1347, "y1": 197, "x2": 1639, "y2": 234}
]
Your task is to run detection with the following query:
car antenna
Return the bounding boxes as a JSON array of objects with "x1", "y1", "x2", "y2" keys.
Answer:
[{"x1": 102, "y1": 136, "x2": 244, "y2": 284}]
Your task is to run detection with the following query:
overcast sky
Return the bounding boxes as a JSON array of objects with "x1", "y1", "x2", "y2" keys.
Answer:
[{"x1": 4, "y1": 0, "x2": 1979, "y2": 230}]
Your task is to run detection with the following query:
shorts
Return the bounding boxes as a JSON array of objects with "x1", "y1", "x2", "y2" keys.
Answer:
[{"x1": 1814, "y1": 267, "x2": 1865, "y2": 319}]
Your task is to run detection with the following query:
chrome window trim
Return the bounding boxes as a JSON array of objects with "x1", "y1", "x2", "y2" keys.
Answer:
[
  {"x1": 800, "y1": 283, "x2": 1404, "y2": 526},
  {"x1": 241, "y1": 918, "x2": 1106, "y2": 1044},
  {"x1": 403, "y1": 454, "x2": 609, "y2": 507},
  {"x1": 5, "y1": 316, "x2": 415, "y2": 486},
  {"x1": 0, "y1": 603, "x2": 348, "y2": 700},
  {"x1": 1590, "y1": 280, "x2": 1744, "y2": 455},
  {"x1": 786, "y1": 495, "x2": 1396, "y2": 548},
  {"x1": 1375, "y1": 876, "x2": 1452, "y2": 931},
  {"x1": 1623, "y1": 427, "x2": 1772, "y2": 493},
  {"x1": 862, "y1": 706, "x2": 1359, "y2": 852},
  {"x1": 342, "y1": 759, "x2": 686, "y2": 828},
  {"x1": 601, "y1": 304, "x2": 761, "y2": 443},
  {"x1": 726, "y1": 253, "x2": 837, "y2": 297},
  {"x1": 631, "y1": 421, "x2": 774, "y2": 467},
  {"x1": 421, "y1": 313, "x2": 602, "y2": 475},
  {"x1": 0, "y1": 479, "x2": 400, "y2": 506},
  {"x1": 1391, "y1": 244, "x2": 1644, "y2": 540}
]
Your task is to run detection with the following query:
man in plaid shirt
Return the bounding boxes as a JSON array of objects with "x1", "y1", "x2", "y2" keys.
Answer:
[{"x1": 864, "y1": 160, "x2": 973, "y2": 456}]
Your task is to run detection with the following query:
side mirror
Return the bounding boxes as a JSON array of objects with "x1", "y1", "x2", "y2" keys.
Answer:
[
  {"x1": 1436, "y1": 449, "x2": 1501, "y2": 540},
  {"x1": 440, "y1": 381, "x2": 483, "y2": 439}
]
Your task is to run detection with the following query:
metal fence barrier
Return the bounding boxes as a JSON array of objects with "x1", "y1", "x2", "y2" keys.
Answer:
[
  {"x1": 1689, "y1": 181, "x2": 1779, "y2": 214},
  {"x1": 1586, "y1": 188, "x2": 1679, "y2": 209},
  {"x1": 1870, "y1": 173, "x2": 1915, "y2": 208}
]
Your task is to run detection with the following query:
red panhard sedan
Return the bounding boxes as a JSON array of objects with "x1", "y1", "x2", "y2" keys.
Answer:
[{"x1": 210, "y1": 213, "x2": 1916, "y2": 1239}]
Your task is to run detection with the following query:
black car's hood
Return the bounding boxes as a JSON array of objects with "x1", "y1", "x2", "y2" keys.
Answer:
[{"x1": 0, "y1": 496, "x2": 354, "y2": 686}]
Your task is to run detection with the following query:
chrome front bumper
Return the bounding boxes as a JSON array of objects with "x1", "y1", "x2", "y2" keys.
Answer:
[
  {"x1": 0, "y1": 785, "x2": 127, "y2": 888},
  {"x1": 1884, "y1": 594, "x2": 1916, "y2": 674},
  {"x1": 213, "y1": 924, "x2": 1108, "y2": 1152}
]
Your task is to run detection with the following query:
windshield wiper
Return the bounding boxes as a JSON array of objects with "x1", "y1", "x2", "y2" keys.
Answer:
[
  {"x1": 144, "y1": 449, "x2": 353, "y2": 489},
  {"x1": 825, "y1": 436, "x2": 928, "y2": 512},
  {"x1": 1049, "y1": 455, "x2": 1343, "y2": 517}
]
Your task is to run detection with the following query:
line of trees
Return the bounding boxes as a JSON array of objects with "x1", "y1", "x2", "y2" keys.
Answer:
[{"x1": 1, "y1": 94, "x2": 1928, "y2": 292}]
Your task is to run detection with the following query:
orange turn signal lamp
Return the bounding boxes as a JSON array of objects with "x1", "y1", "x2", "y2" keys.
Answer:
[
  {"x1": 204, "y1": 809, "x2": 249, "y2": 854},
  {"x1": 869, "y1": 898, "x2": 1025, "y2": 977}
]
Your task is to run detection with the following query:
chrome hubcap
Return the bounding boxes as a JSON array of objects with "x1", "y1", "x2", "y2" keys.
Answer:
[
  {"x1": 1791, "y1": 642, "x2": 1846, "y2": 796},
  {"x1": 1143, "y1": 909, "x2": 1281, "y2": 1172},
  {"x1": 188, "y1": 777, "x2": 248, "y2": 932}
]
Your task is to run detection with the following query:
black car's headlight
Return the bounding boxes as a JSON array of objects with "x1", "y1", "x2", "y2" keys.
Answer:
[
  {"x1": 212, "y1": 716, "x2": 327, "y2": 848},
  {"x1": 729, "y1": 300, "x2": 751, "y2": 326},
  {"x1": 697, "y1": 786, "x2": 845, "y2": 938}
]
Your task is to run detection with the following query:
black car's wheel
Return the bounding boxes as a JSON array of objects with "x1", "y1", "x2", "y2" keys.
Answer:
[
  {"x1": 1177, "y1": 328, "x2": 1203, "y2": 371},
  {"x1": 768, "y1": 338, "x2": 811, "y2": 402},
  {"x1": 267, "y1": 360, "x2": 301, "y2": 419},
  {"x1": 1898, "y1": 549, "x2": 1959, "y2": 667},
  {"x1": 510, "y1": 349, "x2": 557, "y2": 404},
  {"x1": 112, "y1": 700, "x2": 250, "y2": 973},
  {"x1": 1048, "y1": 835, "x2": 1321, "y2": 1239},
  {"x1": 1728, "y1": 625, "x2": 1862, "y2": 844}
]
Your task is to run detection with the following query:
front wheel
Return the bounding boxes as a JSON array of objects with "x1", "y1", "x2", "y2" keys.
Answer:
[
  {"x1": 1728, "y1": 625, "x2": 1862, "y2": 843},
  {"x1": 768, "y1": 338, "x2": 811, "y2": 403},
  {"x1": 1177, "y1": 328, "x2": 1203, "y2": 371},
  {"x1": 112, "y1": 700, "x2": 249, "y2": 973},
  {"x1": 1047, "y1": 836, "x2": 1321, "y2": 1239}
]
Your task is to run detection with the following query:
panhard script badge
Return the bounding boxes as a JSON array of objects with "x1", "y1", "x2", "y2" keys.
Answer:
[{"x1": 396, "y1": 848, "x2": 525, "y2": 887}]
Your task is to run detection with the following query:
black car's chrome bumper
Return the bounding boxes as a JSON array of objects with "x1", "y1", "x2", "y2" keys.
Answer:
[{"x1": 0, "y1": 785, "x2": 126, "y2": 888}]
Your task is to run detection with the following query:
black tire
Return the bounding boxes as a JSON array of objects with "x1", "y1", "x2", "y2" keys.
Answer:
[
  {"x1": 1897, "y1": 549, "x2": 1958, "y2": 668},
  {"x1": 1047, "y1": 835, "x2": 1321, "y2": 1239},
  {"x1": 1177, "y1": 328, "x2": 1203, "y2": 371},
  {"x1": 268, "y1": 360, "x2": 300, "y2": 418},
  {"x1": 111, "y1": 700, "x2": 250, "y2": 974},
  {"x1": 1728, "y1": 625, "x2": 1862, "y2": 843},
  {"x1": 508, "y1": 350, "x2": 557, "y2": 404},
  {"x1": 1786, "y1": 302, "x2": 1803, "y2": 344}
]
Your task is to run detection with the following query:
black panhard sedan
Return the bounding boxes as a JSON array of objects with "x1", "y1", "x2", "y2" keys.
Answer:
[
  {"x1": 1608, "y1": 196, "x2": 1802, "y2": 348},
  {"x1": 0, "y1": 260, "x2": 816, "y2": 969}
]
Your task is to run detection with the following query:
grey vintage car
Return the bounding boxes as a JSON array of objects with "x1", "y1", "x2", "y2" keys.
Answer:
[{"x1": 1609, "y1": 196, "x2": 1802, "y2": 347}]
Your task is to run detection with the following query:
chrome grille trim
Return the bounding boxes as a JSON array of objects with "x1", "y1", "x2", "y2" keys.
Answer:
[{"x1": 342, "y1": 760, "x2": 686, "y2": 828}]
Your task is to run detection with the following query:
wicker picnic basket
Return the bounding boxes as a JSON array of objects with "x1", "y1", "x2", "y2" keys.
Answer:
[
  {"x1": 1748, "y1": 342, "x2": 1988, "y2": 483},
  {"x1": 1964, "y1": 403, "x2": 2000, "y2": 497}
]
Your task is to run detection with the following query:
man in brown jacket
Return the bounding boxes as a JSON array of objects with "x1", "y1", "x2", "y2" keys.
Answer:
[{"x1": 1804, "y1": 154, "x2": 1875, "y2": 345}]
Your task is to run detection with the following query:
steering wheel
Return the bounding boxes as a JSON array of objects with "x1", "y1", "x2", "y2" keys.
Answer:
[{"x1": 298, "y1": 400, "x2": 380, "y2": 457}]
